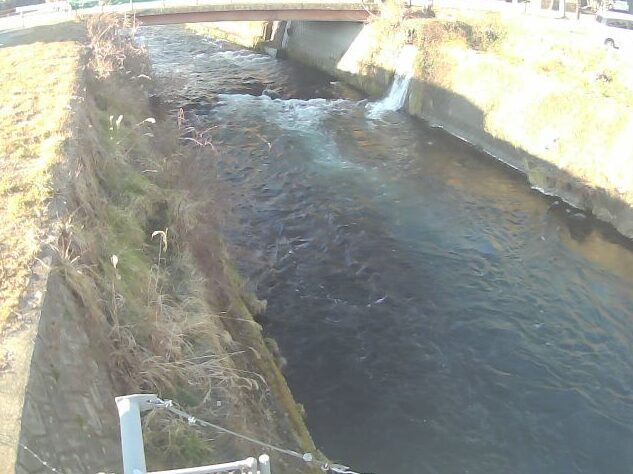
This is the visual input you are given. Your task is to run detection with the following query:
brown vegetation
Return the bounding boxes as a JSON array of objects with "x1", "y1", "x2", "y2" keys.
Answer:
[
  {"x1": 54, "y1": 15, "x2": 316, "y2": 471},
  {"x1": 0, "y1": 23, "x2": 84, "y2": 329}
]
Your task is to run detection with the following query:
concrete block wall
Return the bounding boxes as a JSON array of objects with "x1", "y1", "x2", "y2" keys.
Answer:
[{"x1": 11, "y1": 272, "x2": 121, "y2": 474}]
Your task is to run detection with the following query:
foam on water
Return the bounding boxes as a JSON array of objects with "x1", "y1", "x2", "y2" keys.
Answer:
[{"x1": 215, "y1": 93, "x2": 364, "y2": 170}]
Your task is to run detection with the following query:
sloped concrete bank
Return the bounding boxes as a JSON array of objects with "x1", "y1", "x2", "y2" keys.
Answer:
[
  {"x1": 198, "y1": 17, "x2": 633, "y2": 239},
  {"x1": 311, "y1": 17, "x2": 633, "y2": 239},
  {"x1": 4, "y1": 19, "x2": 318, "y2": 474}
]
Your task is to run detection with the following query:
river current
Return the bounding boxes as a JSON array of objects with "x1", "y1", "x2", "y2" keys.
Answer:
[{"x1": 139, "y1": 26, "x2": 633, "y2": 474}]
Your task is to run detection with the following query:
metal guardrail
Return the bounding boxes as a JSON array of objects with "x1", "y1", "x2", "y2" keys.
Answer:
[
  {"x1": 116, "y1": 394, "x2": 272, "y2": 474},
  {"x1": 69, "y1": 0, "x2": 375, "y2": 12}
]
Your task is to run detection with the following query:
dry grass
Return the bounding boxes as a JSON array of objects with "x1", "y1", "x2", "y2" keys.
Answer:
[
  {"x1": 0, "y1": 17, "x2": 316, "y2": 471},
  {"x1": 0, "y1": 23, "x2": 84, "y2": 327},
  {"x1": 430, "y1": 15, "x2": 633, "y2": 198},
  {"x1": 54, "y1": 16, "x2": 285, "y2": 468}
]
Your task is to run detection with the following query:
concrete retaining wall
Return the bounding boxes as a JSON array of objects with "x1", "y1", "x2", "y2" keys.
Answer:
[
  {"x1": 286, "y1": 21, "x2": 362, "y2": 71},
  {"x1": 0, "y1": 259, "x2": 121, "y2": 474},
  {"x1": 188, "y1": 21, "x2": 270, "y2": 48},
  {"x1": 188, "y1": 17, "x2": 633, "y2": 235},
  {"x1": 285, "y1": 21, "x2": 393, "y2": 96},
  {"x1": 15, "y1": 273, "x2": 121, "y2": 474},
  {"x1": 282, "y1": 20, "x2": 633, "y2": 239}
]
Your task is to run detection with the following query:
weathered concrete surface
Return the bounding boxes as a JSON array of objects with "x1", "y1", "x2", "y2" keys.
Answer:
[
  {"x1": 188, "y1": 20, "x2": 270, "y2": 47},
  {"x1": 0, "y1": 254, "x2": 53, "y2": 474},
  {"x1": 286, "y1": 21, "x2": 363, "y2": 71},
  {"x1": 406, "y1": 80, "x2": 633, "y2": 239},
  {"x1": 286, "y1": 20, "x2": 392, "y2": 96},
  {"x1": 14, "y1": 273, "x2": 121, "y2": 474},
  {"x1": 0, "y1": 259, "x2": 121, "y2": 474}
]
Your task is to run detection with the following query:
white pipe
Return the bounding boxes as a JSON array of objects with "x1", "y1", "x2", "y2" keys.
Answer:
[
  {"x1": 149, "y1": 458, "x2": 259, "y2": 474},
  {"x1": 245, "y1": 457, "x2": 257, "y2": 474},
  {"x1": 116, "y1": 394, "x2": 158, "y2": 474},
  {"x1": 258, "y1": 454, "x2": 271, "y2": 474}
]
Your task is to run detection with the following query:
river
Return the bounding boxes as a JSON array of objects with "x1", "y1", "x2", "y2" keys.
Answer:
[{"x1": 139, "y1": 26, "x2": 633, "y2": 474}]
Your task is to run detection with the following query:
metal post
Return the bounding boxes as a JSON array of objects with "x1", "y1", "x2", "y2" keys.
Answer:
[
  {"x1": 116, "y1": 394, "x2": 157, "y2": 474},
  {"x1": 258, "y1": 455, "x2": 271, "y2": 474},
  {"x1": 244, "y1": 457, "x2": 257, "y2": 474}
]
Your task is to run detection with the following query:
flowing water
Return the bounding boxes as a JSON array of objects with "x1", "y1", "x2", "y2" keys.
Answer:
[
  {"x1": 139, "y1": 27, "x2": 633, "y2": 474},
  {"x1": 369, "y1": 44, "x2": 418, "y2": 116}
]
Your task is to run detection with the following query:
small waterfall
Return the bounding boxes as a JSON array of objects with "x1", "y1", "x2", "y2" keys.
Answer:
[{"x1": 368, "y1": 44, "x2": 418, "y2": 116}]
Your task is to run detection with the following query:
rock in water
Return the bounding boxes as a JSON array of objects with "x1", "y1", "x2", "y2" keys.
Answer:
[{"x1": 262, "y1": 89, "x2": 281, "y2": 100}]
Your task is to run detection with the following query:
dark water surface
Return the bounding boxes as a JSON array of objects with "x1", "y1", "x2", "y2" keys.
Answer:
[{"x1": 139, "y1": 27, "x2": 633, "y2": 474}]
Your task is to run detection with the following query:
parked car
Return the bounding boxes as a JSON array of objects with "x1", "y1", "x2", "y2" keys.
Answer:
[
  {"x1": 610, "y1": 0, "x2": 632, "y2": 12},
  {"x1": 595, "y1": 10, "x2": 633, "y2": 48}
]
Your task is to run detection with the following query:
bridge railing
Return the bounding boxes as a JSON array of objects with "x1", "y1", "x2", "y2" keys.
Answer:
[
  {"x1": 116, "y1": 394, "x2": 272, "y2": 474},
  {"x1": 70, "y1": 0, "x2": 377, "y2": 13}
]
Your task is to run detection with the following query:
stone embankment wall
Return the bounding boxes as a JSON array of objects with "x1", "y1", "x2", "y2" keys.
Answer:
[
  {"x1": 199, "y1": 17, "x2": 633, "y2": 239},
  {"x1": 1, "y1": 255, "x2": 121, "y2": 474}
]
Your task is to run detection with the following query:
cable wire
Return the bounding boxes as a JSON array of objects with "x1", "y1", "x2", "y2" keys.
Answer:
[
  {"x1": 149, "y1": 397, "x2": 367, "y2": 474},
  {"x1": 20, "y1": 443, "x2": 65, "y2": 474}
]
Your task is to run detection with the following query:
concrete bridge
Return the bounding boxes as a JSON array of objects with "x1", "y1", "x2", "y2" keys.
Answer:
[{"x1": 81, "y1": 0, "x2": 377, "y2": 25}]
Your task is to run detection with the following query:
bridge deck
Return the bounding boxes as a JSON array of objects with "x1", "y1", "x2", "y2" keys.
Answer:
[{"x1": 82, "y1": 1, "x2": 376, "y2": 25}]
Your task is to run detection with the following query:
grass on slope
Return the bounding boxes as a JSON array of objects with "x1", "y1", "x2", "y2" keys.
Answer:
[{"x1": 0, "y1": 23, "x2": 84, "y2": 327}]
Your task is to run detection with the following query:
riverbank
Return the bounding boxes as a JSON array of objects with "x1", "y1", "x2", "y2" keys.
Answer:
[
  {"x1": 383, "y1": 10, "x2": 633, "y2": 239},
  {"x1": 0, "y1": 22, "x2": 86, "y2": 472},
  {"x1": 1, "y1": 17, "x2": 317, "y2": 473},
  {"x1": 192, "y1": 9, "x2": 633, "y2": 239}
]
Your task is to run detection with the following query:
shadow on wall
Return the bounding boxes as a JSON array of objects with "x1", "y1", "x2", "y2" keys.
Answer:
[
  {"x1": 405, "y1": 76, "x2": 633, "y2": 240},
  {"x1": 285, "y1": 21, "x2": 391, "y2": 93},
  {"x1": 283, "y1": 20, "x2": 633, "y2": 239}
]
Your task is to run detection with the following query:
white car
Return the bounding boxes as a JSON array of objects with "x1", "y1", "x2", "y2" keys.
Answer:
[
  {"x1": 595, "y1": 10, "x2": 633, "y2": 49},
  {"x1": 611, "y1": 0, "x2": 631, "y2": 12}
]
